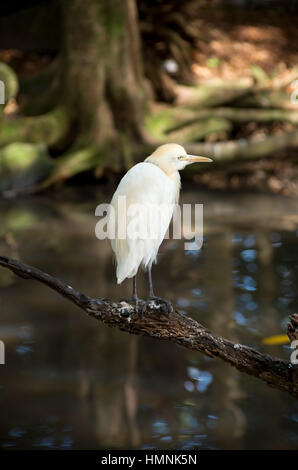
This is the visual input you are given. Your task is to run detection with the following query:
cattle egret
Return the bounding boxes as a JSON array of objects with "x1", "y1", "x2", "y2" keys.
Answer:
[{"x1": 108, "y1": 143, "x2": 212, "y2": 311}]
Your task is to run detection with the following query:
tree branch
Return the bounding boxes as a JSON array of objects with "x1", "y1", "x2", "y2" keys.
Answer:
[{"x1": 0, "y1": 255, "x2": 297, "y2": 398}]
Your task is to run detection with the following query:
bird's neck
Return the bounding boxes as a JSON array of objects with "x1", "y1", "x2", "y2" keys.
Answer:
[
  {"x1": 145, "y1": 160, "x2": 181, "y2": 202},
  {"x1": 166, "y1": 170, "x2": 181, "y2": 203}
]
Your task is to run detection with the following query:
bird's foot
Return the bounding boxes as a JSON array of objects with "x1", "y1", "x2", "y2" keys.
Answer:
[
  {"x1": 142, "y1": 296, "x2": 173, "y2": 315},
  {"x1": 119, "y1": 296, "x2": 143, "y2": 314}
]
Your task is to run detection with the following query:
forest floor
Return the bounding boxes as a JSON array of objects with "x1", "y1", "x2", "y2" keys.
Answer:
[
  {"x1": 185, "y1": 7, "x2": 298, "y2": 195},
  {"x1": 191, "y1": 7, "x2": 298, "y2": 80}
]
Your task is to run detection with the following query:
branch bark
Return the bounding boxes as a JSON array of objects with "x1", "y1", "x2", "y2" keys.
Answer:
[{"x1": 0, "y1": 255, "x2": 297, "y2": 398}]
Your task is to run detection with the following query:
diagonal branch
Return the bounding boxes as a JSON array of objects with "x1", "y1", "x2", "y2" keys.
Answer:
[{"x1": 0, "y1": 255, "x2": 297, "y2": 398}]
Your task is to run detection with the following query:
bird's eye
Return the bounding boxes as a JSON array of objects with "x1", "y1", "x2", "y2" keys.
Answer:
[{"x1": 178, "y1": 156, "x2": 184, "y2": 160}]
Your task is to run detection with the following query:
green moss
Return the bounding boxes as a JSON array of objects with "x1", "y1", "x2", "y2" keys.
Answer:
[
  {"x1": 206, "y1": 57, "x2": 221, "y2": 68},
  {"x1": 0, "y1": 107, "x2": 70, "y2": 148},
  {"x1": 40, "y1": 146, "x2": 106, "y2": 187},
  {"x1": 118, "y1": 132, "x2": 133, "y2": 170},
  {"x1": 169, "y1": 118, "x2": 232, "y2": 143},
  {"x1": 250, "y1": 65, "x2": 269, "y2": 84},
  {"x1": 145, "y1": 109, "x2": 176, "y2": 139},
  {"x1": 0, "y1": 62, "x2": 19, "y2": 104},
  {"x1": 100, "y1": 2, "x2": 124, "y2": 44},
  {"x1": 146, "y1": 108, "x2": 232, "y2": 143},
  {"x1": 3, "y1": 209, "x2": 38, "y2": 231},
  {"x1": 0, "y1": 142, "x2": 53, "y2": 192}
]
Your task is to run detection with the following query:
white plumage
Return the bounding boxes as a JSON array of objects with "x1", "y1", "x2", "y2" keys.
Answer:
[
  {"x1": 109, "y1": 162, "x2": 176, "y2": 283},
  {"x1": 107, "y1": 143, "x2": 212, "y2": 300}
]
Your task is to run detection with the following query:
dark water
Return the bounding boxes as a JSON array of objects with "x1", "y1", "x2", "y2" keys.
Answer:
[{"x1": 0, "y1": 185, "x2": 298, "y2": 450}]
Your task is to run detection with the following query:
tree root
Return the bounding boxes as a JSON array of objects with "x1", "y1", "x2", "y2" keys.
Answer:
[
  {"x1": 0, "y1": 106, "x2": 70, "y2": 148},
  {"x1": 185, "y1": 129, "x2": 298, "y2": 164},
  {"x1": 36, "y1": 145, "x2": 105, "y2": 190},
  {"x1": 175, "y1": 68, "x2": 298, "y2": 109},
  {"x1": 166, "y1": 117, "x2": 232, "y2": 143},
  {"x1": 0, "y1": 254, "x2": 297, "y2": 398},
  {"x1": 0, "y1": 62, "x2": 19, "y2": 106},
  {"x1": 179, "y1": 106, "x2": 298, "y2": 126},
  {"x1": 147, "y1": 105, "x2": 298, "y2": 139},
  {"x1": 237, "y1": 89, "x2": 296, "y2": 110},
  {"x1": 175, "y1": 78, "x2": 253, "y2": 107}
]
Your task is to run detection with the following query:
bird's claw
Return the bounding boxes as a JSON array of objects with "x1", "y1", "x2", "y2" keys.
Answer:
[
  {"x1": 119, "y1": 296, "x2": 173, "y2": 315},
  {"x1": 120, "y1": 296, "x2": 143, "y2": 315},
  {"x1": 141, "y1": 296, "x2": 173, "y2": 315}
]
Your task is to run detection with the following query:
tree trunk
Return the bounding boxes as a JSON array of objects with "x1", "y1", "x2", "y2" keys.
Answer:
[{"x1": 61, "y1": 0, "x2": 148, "y2": 170}]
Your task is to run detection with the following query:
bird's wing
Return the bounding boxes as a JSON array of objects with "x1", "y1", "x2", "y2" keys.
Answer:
[
  {"x1": 108, "y1": 163, "x2": 176, "y2": 283},
  {"x1": 124, "y1": 163, "x2": 174, "y2": 200}
]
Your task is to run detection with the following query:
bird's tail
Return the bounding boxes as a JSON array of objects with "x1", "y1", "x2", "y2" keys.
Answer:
[
  {"x1": 116, "y1": 243, "x2": 158, "y2": 284},
  {"x1": 116, "y1": 255, "x2": 139, "y2": 284}
]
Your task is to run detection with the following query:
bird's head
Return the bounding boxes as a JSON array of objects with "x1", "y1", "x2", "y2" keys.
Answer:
[{"x1": 145, "y1": 143, "x2": 212, "y2": 174}]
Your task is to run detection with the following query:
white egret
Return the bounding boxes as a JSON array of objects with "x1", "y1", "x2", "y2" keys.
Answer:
[{"x1": 108, "y1": 143, "x2": 212, "y2": 311}]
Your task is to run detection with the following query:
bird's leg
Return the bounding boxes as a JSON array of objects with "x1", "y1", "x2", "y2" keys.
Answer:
[
  {"x1": 120, "y1": 275, "x2": 141, "y2": 313},
  {"x1": 132, "y1": 275, "x2": 139, "y2": 309},
  {"x1": 148, "y1": 265, "x2": 154, "y2": 297},
  {"x1": 144, "y1": 266, "x2": 173, "y2": 314},
  {"x1": 132, "y1": 275, "x2": 139, "y2": 311}
]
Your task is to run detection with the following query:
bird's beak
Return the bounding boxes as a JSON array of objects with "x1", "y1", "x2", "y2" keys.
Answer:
[{"x1": 185, "y1": 154, "x2": 213, "y2": 163}]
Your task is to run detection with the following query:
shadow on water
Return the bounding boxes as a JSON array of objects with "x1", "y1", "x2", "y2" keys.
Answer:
[{"x1": 0, "y1": 184, "x2": 298, "y2": 449}]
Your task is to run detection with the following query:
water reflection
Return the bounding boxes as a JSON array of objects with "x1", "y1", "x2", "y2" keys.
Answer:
[{"x1": 0, "y1": 187, "x2": 298, "y2": 449}]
